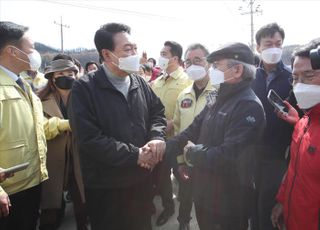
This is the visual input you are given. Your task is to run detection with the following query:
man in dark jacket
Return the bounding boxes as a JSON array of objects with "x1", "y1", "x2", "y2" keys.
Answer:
[
  {"x1": 68, "y1": 23, "x2": 166, "y2": 230},
  {"x1": 251, "y1": 23, "x2": 293, "y2": 230},
  {"x1": 166, "y1": 43, "x2": 266, "y2": 230}
]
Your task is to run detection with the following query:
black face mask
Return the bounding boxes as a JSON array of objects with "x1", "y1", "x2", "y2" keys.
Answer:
[{"x1": 54, "y1": 76, "x2": 75, "y2": 90}]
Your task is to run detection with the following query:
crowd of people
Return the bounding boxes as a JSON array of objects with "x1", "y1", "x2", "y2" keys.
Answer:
[{"x1": 0, "y1": 20, "x2": 319, "y2": 230}]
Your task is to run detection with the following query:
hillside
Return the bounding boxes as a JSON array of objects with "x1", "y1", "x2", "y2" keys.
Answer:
[{"x1": 36, "y1": 42, "x2": 100, "y2": 70}]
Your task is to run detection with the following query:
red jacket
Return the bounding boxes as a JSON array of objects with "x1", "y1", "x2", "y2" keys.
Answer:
[{"x1": 277, "y1": 104, "x2": 320, "y2": 230}]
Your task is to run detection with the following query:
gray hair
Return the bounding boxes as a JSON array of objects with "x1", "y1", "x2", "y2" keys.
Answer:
[
  {"x1": 226, "y1": 59, "x2": 256, "y2": 80},
  {"x1": 184, "y1": 43, "x2": 210, "y2": 60}
]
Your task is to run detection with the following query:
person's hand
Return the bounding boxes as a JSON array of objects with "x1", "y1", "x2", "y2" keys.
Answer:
[
  {"x1": 183, "y1": 141, "x2": 195, "y2": 156},
  {"x1": 276, "y1": 100, "x2": 299, "y2": 126},
  {"x1": 137, "y1": 146, "x2": 157, "y2": 170},
  {"x1": 271, "y1": 203, "x2": 284, "y2": 229},
  {"x1": 140, "y1": 51, "x2": 148, "y2": 64},
  {"x1": 0, "y1": 192, "x2": 11, "y2": 218},
  {"x1": 147, "y1": 140, "x2": 166, "y2": 162},
  {"x1": 0, "y1": 168, "x2": 14, "y2": 183},
  {"x1": 178, "y1": 165, "x2": 190, "y2": 180}
]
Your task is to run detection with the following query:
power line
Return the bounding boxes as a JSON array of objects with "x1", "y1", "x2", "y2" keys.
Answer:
[
  {"x1": 54, "y1": 16, "x2": 70, "y2": 53},
  {"x1": 43, "y1": 0, "x2": 176, "y2": 20},
  {"x1": 239, "y1": 0, "x2": 262, "y2": 50}
]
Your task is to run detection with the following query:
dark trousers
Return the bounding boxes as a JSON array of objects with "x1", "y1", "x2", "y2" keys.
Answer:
[
  {"x1": 39, "y1": 179, "x2": 87, "y2": 230},
  {"x1": 39, "y1": 163, "x2": 88, "y2": 230},
  {"x1": 194, "y1": 202, "x2": 248, "y2": 230},
  {"x1": 152, "y1": 161, "x2": 174, "y2": 211},
  {"x1": 67, "y1": 172, "x2": 88, "y2": 230},
  {"x1": 174, "y1": 168, "x2": 192, "y2": 224},
  {"x1": 85, "y1": 178, "x2": 153, "y2": 230},
  {"x1": 0, "y1": 184, "x2": 41, "y2": 230},
  {"x1": 253, "y1": 159, "x2": 287, "y2": 230}
]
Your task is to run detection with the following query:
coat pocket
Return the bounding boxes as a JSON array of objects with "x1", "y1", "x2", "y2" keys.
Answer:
[
  {"x1": 0, "y1": 87, "x2": 23, "y2": 101},
  {"x1": 0, "y1": 139, "x2": 26, "y2": 169},
  {"x1": 0, "y1": 87, "x2": 23, "y2": 128}
]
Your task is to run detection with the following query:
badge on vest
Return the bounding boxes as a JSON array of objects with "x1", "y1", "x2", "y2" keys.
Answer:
[{"x1": 181, "y1": 98, "x2": 193, "y2": 108}]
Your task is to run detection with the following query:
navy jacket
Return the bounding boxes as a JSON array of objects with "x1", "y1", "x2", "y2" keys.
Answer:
[
  {"x1": 167, "y1": 79, "x2": 266, "y2": 219},
  {"x1": 69, "y1": 67, "x2": 166, "y2": 189},
  {"x1": 251, "y1": 61, "x2": 293, "y2": 160}
]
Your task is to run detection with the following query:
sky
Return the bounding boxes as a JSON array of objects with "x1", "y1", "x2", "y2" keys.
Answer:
[{"x1": 0, "y1": 0, "x2": 319, "y2": 59}]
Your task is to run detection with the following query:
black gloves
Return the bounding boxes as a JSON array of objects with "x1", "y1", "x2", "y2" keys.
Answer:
[{"x1": 184, "y1": 144, "x2": 208, "y2": 167}]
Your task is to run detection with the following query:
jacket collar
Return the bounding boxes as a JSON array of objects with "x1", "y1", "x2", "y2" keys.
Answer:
[
  {"x1": 185, "y1": 80, "x2": 214, "y2": 95},
  {"x1": 168, "y1": 67, "x2": 183, "y2": 80},
  {"x1": 0, "y1": 67, "x2": 33, "y2": 96},
  {"x1": 160, "y1": 66, "x2": 184, "y2": 80},
  {"x1": 42, "y1": 93, "x2": 63, "y2": 118},
  {"x1": 306, "y1": 103, "x2": 320, "y2": 116},
  {"x1": 217, "y1": 79, "x2": 252, "y2": 102},
  {"x1": 258, "y1": 60, "x2": 286, "y2": 74},
  {"x1": 0, "y1": 67, "x2": 18, "y2": 86},
  {"x1": 94, "y1": 68, "x2": 139, "y2": 91}
]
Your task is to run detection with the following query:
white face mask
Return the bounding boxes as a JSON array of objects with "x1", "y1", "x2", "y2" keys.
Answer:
[
  {"x1": 12, "y1": 46, "x2": 42, "y2": 70},
  {"x1": 293, "y1": 83, "x2": 320, "y2": 109},
  {"x1": 209, "y1": 67, "x2": 225, "y2": 85},
  {"x1": 111, "y1": 52, "x2": 140, "y2": 74},
  {"x1": 186, "y1": 65, "x2": 207, "y2": 81},
  {"x1": 261, "y1": 47, "x2": 282, "y2": 64},
  {"x1": 158, "y1": 56, "x2": 170, "y2": 70},
  {"x1": 209, "y1": 66, "x2": 236, "y2": 86}
]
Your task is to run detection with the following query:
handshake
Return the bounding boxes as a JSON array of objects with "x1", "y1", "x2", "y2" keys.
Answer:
[{"x1": 137, "y1": 140, "x2": 166, "y2": 170}]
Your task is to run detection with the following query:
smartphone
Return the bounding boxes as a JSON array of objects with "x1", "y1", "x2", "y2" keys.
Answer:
[
  {"x1": 1, "y1": 162, "x2": 29, "y2": 174},
  {"x1": 267, "y1": 89, "x2": 288, "y2": 114}
]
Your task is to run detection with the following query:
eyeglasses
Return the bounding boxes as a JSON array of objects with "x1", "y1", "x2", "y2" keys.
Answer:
[
  {"x1": 289, "y1": 70, "x2": 320, "y2": 85},
  {"x1": 184, "y1": 57, "x2": 206, "y2": 68}
]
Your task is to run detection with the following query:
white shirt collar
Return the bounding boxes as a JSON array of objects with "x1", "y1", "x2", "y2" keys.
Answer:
[{"x1": 0, "y1": 65, "x2": 19, "y2": 81}]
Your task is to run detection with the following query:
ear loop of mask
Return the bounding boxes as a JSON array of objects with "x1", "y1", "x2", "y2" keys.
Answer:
[
  {"x1": 9, "y1": 46, "x2": 31, "y2": 66},
  {"x1": 212, "y1": 65, "x2": 237, "y2": 83},
  {"x1": 108, "y1": 51, "x2": 121, "y2": 68},
  {"x1": 222, "y1": 64, "x2": 239, "y2": 82}
]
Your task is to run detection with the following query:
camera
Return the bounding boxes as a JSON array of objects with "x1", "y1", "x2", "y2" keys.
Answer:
[{"x1": 310, "y1": 45, "x2": 320, "y2": 70}]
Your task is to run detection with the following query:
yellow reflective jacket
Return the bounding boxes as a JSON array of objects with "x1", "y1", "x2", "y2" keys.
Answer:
[
  {"x1": 151, "y1": 67, "x2": 192, "y2": 137},
  {"x1": 0, "y1": 68, "x2": 48, "y2": 196}
]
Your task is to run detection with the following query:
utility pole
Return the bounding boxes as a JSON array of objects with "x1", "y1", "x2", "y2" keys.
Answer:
[
  {"x1": 239, "y1": 0, "x2": 262, "y2": 51},
  {"x1": 0, "y1": 0, "x2": 2, "y2": 21},
  {"x1": 54, "y1": 16, "x2": 70, "y2": 53}
]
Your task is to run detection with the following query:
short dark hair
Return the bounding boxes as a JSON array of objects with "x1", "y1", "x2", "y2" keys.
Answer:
[
  {"x1": 255, "y1": 23, "x2": 285, "y2": 45},
  {"x1": 0, "y1": 21, "x2": 28, "y2": 51},
  {"x1": 184, "y1": 43, "x2": 209, "y2": 59},
  {"x1": 52, "y1": 53, "x2": 74, "y2": 62},
  {"x1": 94, "y1": 23, "x2": 131, "y2": 61},
  {"x1": 164, "y1": 41, "x2": 183, "y2": 60},
  {"x1": 147, "y1": 58, "x2": 156, "y2": 66},
  {"x1": 293, "y1": 38, "x2": 320, "y2": 58},
  {"x1": 85, "y1": 61, "x2": 99, "y2": 72},
  {"x1": 291, "y1": 38, "x2": 320, "y2": 68}
]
